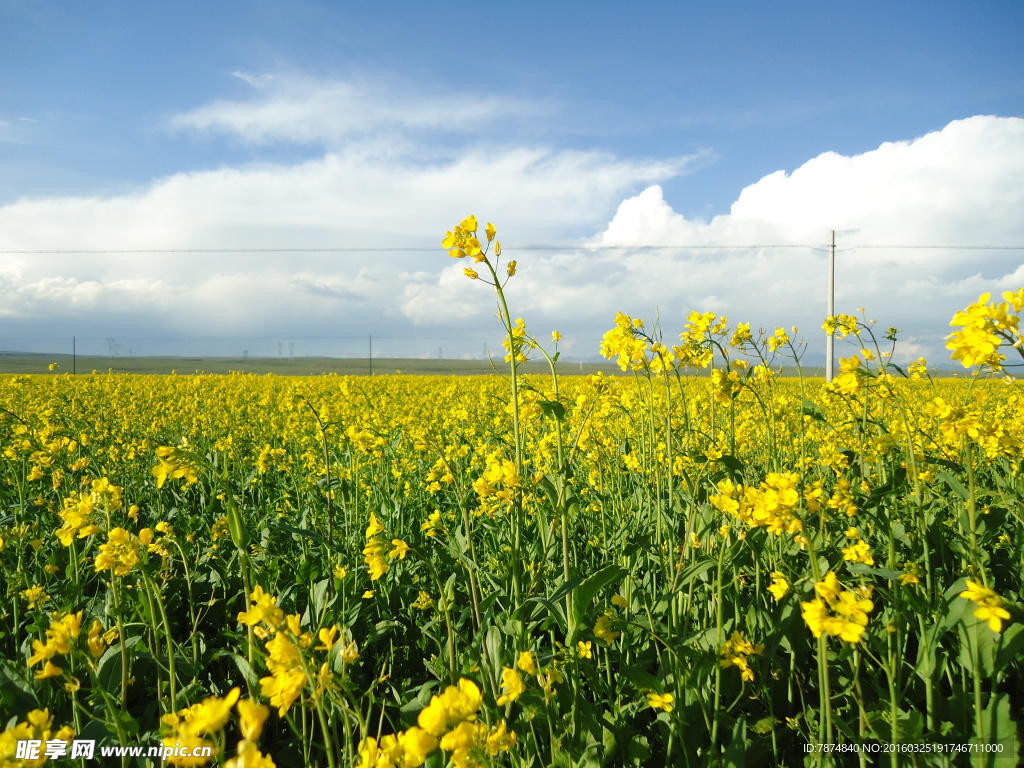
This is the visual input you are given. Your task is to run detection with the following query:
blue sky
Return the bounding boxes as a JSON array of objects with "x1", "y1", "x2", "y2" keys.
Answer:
[{"x1": 1, "y1": 0, "x2": 1023, "y2": 364}]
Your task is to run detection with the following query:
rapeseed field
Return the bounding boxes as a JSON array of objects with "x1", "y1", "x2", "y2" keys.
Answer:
[{"x1": 0, "y1": 218, "x2": 1021, "y2": 767}]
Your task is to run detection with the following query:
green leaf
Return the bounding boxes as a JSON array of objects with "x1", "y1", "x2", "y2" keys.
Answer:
[
  {"x1": 619, "y1": 664, "x2": 661, "y2": 693},
  {"x1": 846, "y1": 563, "x2": 904, "y2": 580},
  {"x1": 675, "y1": 558, "x2": 716, "y2": 588},
  {"x1": 722, "y1": 717, "x2": 747, "y2": 768},
  {"x1": 937, "y1": 470, "x2": 970, "y2": 501},
  {"x1": 538, "y1": 400, "x2": 566, "y2": 421},
  {"x1": 568, "y1": 565, "x2": 628, "y2": 643},
  {"x1": 223, "y1": 651, "x2": 259, "y2": 689},
  {"x1": 311, "y1": 577, "x2": 332, "y2": 617},
  {"x1": 800, "y1": 399, "x2": 827, "y2": 422},
  {"x1": 974, "y1": 692, "x2": 1020, "y2": 764},
  {"x1": 887, "y1": 362, "x2": 909, "y2": 378},
  {"x1": 942, "y1": 578, "x2": 971, "y2": 632},
  {"x1": 524, "y1": 596, "x2": 567, "y2": 633},
  {"x1": 994, "y1": 620, "x2": 1024, "y2": 675},
  {"x1": 714, "y1": 454, "x2": 745, "y2": 479},
  {"x1": 538, "y1": 475, "x2": 559, "y2": 509},
  {"x1": 271, "y1": 520, "x2": 325, "y2": 545}
]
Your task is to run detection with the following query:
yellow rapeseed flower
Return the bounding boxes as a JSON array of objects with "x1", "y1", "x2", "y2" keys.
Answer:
[
  {"x1": 497, "y1": 666, "x2": 526, "y2": 706},
  {"x1": 236, "y1": 699, "x2": 270, "y2": 742},
  {"x1": 767, "y1": 572, "x2": 789, "y2": 601},
  {"x1": 647, "y1": 692, "x2": 674, "y2": 712},
  {"x1": 94, "y1": 527, "x2": 142, "y2": 576},
  {"x1": 802, "y1": 572, "x2": 873, "y2": 643},
  {"x1": 516, "y1": 651, "x2": 536, "y2": 675},
  {"x1": 594, "y1": 610, "x2": 620, "y2": 644},
  {"x1": 960, "y1": 580, "x2": 1011, "y2": 632}
]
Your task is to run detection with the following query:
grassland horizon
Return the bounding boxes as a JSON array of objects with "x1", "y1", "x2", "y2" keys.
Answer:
[{"x1": 0, "y1": 350, "x2": 978, "y2": 379}]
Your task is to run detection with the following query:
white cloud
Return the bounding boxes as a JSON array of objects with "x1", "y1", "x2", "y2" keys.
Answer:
[
  {"x1": 557, "y1": 115, "x2": 1024, "y2": 361},
  {"x1": 169, "y1": 72, "x2": 539, "y2": 147},
  {"x1": 0, "y1": 72, "x2": 693, "y2": 353},
  {"x1": 0, "y1": 108, "x2": 1021, "y2": 365},
  {"x1": 231, "y1": 71, "x2": 275, "y2": 89},
  {"x1": 0, "y1": 147, "x2": 689, "y2": 257}
]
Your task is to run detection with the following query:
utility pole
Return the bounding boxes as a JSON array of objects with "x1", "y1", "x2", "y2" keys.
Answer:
[
  {"x1": 369, "y1": 334, "x2": 373, "y2": 376},
  {"x1": 72, "y1": 336, "x2": 76, "y2": 375},
  {"x1": 825, "y1": 230, "x2": 836, "y2": 382}
]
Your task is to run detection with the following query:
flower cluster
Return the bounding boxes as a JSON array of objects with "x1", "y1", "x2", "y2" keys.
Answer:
[
  {"x1": 442, "y1": 216, "x2": 510, "y2": 287},
  {"x1": 56, "y1": 477, "x2": 122, "y2": 546},
  {"x1": 594, "y1": 608, "x2": 621, "y2": 644},
  {"x1": 442, "y1": 216, "x2": 489, "y2": 261},
  {"x1": 599, "y1": 310, "x2": 728, "y2": 373},
  {"x1": 826, "y1": 356, "x2": 865, "y2": 396},
  {"x1": 599, "y1": 312, "x2": 652, "y2": 372},
  {"x1": 357, "y1": 678, "x2": 516, "y2": 768},
  {"x1": 907, "y1": 357, "x2": 930, "y2": 378},
  {"x1": 152, "y1": 445, "x2": 201, "y2": 488},
  {"x1": 21, "y1": 585, "x2": 50, "y2": 609},
  {"x1": 841, "y1": 539, "x2": 874, "y2": 566},
  {"x1": 27, "y1": 611, "x2": 82, "y2": 680},
  {"x1": 709, "y1": 473, "x2": 804, "y2": 536},
  {"x1": 960, "y1": 580, "x2": 1011, "y2": 633},
  {"x1": 161, "y1": 687, "x2": 240, "y2": 766},
  {"x1": 0, "y1": 709, "x2": 75, "y2": 765},
  {"x1": 237, "y1": 587, "x2": 348, "y2": 716},
  {"x1": 94, "y1": 527, "x2": 145, "y2": 576},
  {"x1": 362, "y1": 513, "x2": 409, "y2": 581},
  {"x1": 647, "y1": 692, "x2": 674, "y2": 712},
  {"x1": 497, "y1": 666, "x2": 526, "y2": 705},
  {"x1": 710, "y1": 368, "x2": 744, "y2": 404},
  {"x1": 801, "y1": 572, "x2": 873, "y2": 643},
  {"x1": 502, "y1": 317, "x2": 532, "y2": 364},
  {"x1": 767, "y1": 572, "x2": 789, "y2": 601},
  {"x1": 680, "y1": 311, "x2": 726, "y2": 367},
  {"x1": 472, "y1": 457, "x2": 521, "y2": 504},
  {"x1": 925, "y1": 396, "x2": 1017, "y2": 458},
  {"x1": 946, "y1": 291, "x2": 1024, "y2": 370},
  {"x1": 225, "y1": 698, "x2": 274, "y2": 768},
  {"x1": 720, "y1": 630, "x2": 764, "y2": 682},
  {"x1": 159, "y1": 689, "x2": 276, "y2": 768},
  {"x1": 822, "y1": 314, "x2": 859, "y2": 338}
]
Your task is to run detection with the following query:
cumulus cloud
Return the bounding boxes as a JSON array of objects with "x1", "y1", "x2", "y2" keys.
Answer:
[
  {"x1": 546, "y1": 115, "x2": 1024, "y2": 362},
  {"x1": 0, "y1": 105, "x2": 1022, "y2": 365},
  {"x1": 0, "y1": 148, "x2": 689, "y2": 256},
  {"x1": 0, "y1": 75, "x2": 695, "y2": 355}
]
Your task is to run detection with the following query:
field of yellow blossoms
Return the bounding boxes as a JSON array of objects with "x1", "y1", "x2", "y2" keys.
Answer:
[{"x1": 1, "y1": 218, "x2": 1022, "y2": 767}]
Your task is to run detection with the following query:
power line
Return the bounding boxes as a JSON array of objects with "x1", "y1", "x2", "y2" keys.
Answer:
[
  {"x1": 1, "y1": 243, "x2": 1021, "y2": 255},
  {"x1": 838, "y1": 245, "x2": 1024, "y2": 251},
  {"x1": 0, "y1": 245, "x2": 821, "y2": 254},
  {"x1": 0, "y1": 335, "x2": 536, "y2": 342}
]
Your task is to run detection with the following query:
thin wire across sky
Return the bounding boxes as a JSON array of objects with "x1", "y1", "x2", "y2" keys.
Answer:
[{"x1": 1, "y1": 244, "x2": 1022, "y2": 255}]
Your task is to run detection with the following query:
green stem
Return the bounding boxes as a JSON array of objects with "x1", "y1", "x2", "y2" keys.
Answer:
[
  {"x1": 140, "y1": 569, "x2": 178, "y2": 712},
  {"x1": 109, "y1": 575, "x2": 130, "y2": 710}
]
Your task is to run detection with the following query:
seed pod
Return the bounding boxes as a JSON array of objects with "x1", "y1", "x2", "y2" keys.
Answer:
[{"x1": 226, "y1": 493, "x2": 251, "y2": 551}]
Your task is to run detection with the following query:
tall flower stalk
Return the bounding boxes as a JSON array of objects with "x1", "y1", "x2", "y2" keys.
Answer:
[{"x1": 442, "y1": 216, "x2": 528, "y2": 603}]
